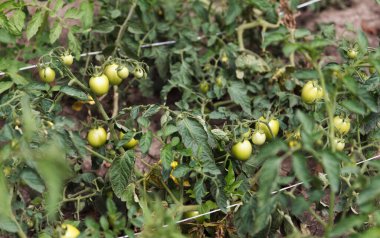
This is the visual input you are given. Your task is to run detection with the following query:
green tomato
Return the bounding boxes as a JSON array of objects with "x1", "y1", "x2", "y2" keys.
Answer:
[
  {"x1": 301, "y1": 81, "x2": 319, "y2": 104},
  {"x1": 104, "y1": 64, "x2": 123, "y2": 85},
  {"x1": 333, "y1": 116, "x2": 350, "y2": 135},
  {"x1": 119, "y1": 132, "x2": 139, "y2": 149},
  {"x1": 87, "y1": 127, "x2": 107, "y2": 148},
  {"x1": 347, "y1": 49, "x2": 358, "y2": 59},
  {"x1": 242, "y1": 128, "x2": 251, "y2": 138},
  {"x1": 215, "y1": 76, "x2": 223, "y2": 87},
  {"x1": 117, "y1": 66, "x2": 129, "y2": 79},
  {"x1": 334, "y1": 138, "x2": 345, "y2": 152},
  {"x1": 251, "y1": 130, "x2": 266, "y2": 145},
  {"x1": 133, "y1": 67, "x2": 144, "y2": 79},
  {"x1": 257, "y1": 117, "x2": 280, "y2": 139},
  {"x1": 231, "y1": 140, "x2": 252, "y2": 161},
  {"x1": 61, "y1": 54, "x2": 74, "y2": 66},
  {"x1": 199, "y1": 81, "x2": 209, "y2": 94},
  {"x1": 39, "y1": 67, "x2": 56, "y2": 83},
  {"x1": 61, "y1": 224, "x2": 80, "y2": 238},
  {"x1": 183, "y1": 211, "x2": 205, "y2": 223},
  {"x1": 89, "y1": 74, "x2": 109, "y2": 96}
]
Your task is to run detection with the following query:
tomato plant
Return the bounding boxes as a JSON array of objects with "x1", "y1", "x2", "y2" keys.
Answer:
[{"x1": 0, "y1": 1, "x2": 379, "y2": 238}]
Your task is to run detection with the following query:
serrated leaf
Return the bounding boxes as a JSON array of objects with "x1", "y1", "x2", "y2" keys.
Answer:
[
  {"x1": 342, "y1": 75, "x2": 358, "y2": 95},
  {"x1": 321, "y1": 151, "x2": 340, "y2": 193},
  {"x1": 59, "y1": 86, "x2": 88, "y2": 101},
  {"x1": 68, "y1": 30, "x2": 81, "y2": 57},
  {"x1": 109, "y1": 151, "x2": 135, "y2": 200},
  {"x1": 160, "y1": 145, "x2": 173, "y2": 170},
  {"x1": 296, "y1": 110, "x2": 314, "y2": 134},
  {"x1": 330, "y1": 215, "x2": 366, "y2": 237},
  {"x1": 292, "y1": 153, "x2": 310, "y2": 188},
  {"x1": 80, "y1": 0, "x2": 93, "y2": 29},
  {"x1": 64, "y1": 8, "x2": 82, "y2": 19},
  {"x1": 194, "y1": 179, "x2": 206, "y2": 204},
  {"x1": 50, "y1": 20, "x2": 62, "y2": 44},
  {"x1": 172, "y1": 165, "x2": 190, "y2": 178},
  {"x1": 0, "y1": 81, "x2": 13, "y2": 94},
  {"x1": 8, "y1": 9, "x2": 25, "y2": 35},
  {"x1": 341, "y1": 99, "x2": 366, "y2": 115},
  {"x1": 227, "y1": 81, "x2": 251, "y2": 115},
  {"x1": 20, "y1": 168, "x2": 45, "y2": 193},
  {"x1": 26, "y1": 10, "x2": 45, "y2": 40},
  {"x1": 357, "y1": 30, "x2": 368, "y2": 53},
  {"x1": 358, "y1": 88, "x2": 378, "y2": 113},
  {"x1": 142, "y1": 104, "x2": 160, "y2": 118},
  {"x1": 139, "y1": 131, "x2": 152, "y2": 154}
]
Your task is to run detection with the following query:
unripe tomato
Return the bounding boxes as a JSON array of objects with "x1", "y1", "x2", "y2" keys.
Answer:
[
  {"x1": 231, "y1": 140, "x2": 252, "y2": 161},
  {"x1": 347, "y1": 49, "x2": 358, "y2": 59},
  {"x1": 221, "y1": 53, "x2": 228, "y2": 64},
  {"x1": 251, "y1": 130, "x2": 266, "y2": 145},
  {"x1": 242, "y1": 128, "x2": 251, "y2": 138},
  {"x1": 333, "y1": 116, "x2": 350, "y2": 135},
  {"x1": 87, "y1": 127, "x2": 107, "y2": 148},
  {"x1": 257, "y1": 117, "x2": 280, "y2": 139},
  {"x1": 171, "y1": 161, "x2": 178, "y2": 169},
  {"x1": 316, "y1": 86, "x2": 324, "y2": 100},
  {"x1": 133, "y1": 67, "x2": 144, "y2": 79},
  {"x1": 119, "y1": 132, "x2": 139, "y2": 149},
  {"x1": 61, "y1": 54, "x2": 74, "y2": 66},
  {"x1": 183, "y1": 211, "x2": 205, "y2": 223},
  {"x1": 39, "y1": 67, "x2": 56, "y2": 83},
  {"x1": 215, "y1": 76, "x2": 223, "y2": 87},
  {"x1": 104, "y1": 64, "x2": 123, "y2": 85},
  {"x1": 199, "y1": 81, "x2": 209, "y2": 94},
  {"x1": 89, "y1": 74, "x2": 109, "y2": 96},
  {"x1": 288, "y1": 139, "x2": 301, "y2": 149},
  {"x1": 334, "y1": 138, "x2": 345, "y2": 152},
  {"x1": 369, "y1": 67, "x2": 376, "y2": 74},
  {"x1": 3, "y1": 167, "x2": 11, "y2": 177},
  {"x1": 61, "y1": 224, "x2": 80, "y2": 238},
  {"x1": 301, "y1": 81, "x2": 319, "y2": 104},
  {"x1": 117, "y1": 66, "x2": 129, "y2": 79}
]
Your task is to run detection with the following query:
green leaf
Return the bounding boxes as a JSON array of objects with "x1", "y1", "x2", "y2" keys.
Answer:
[
  {"x1": 357, "y1": 30, "x2": 368, "y2": 53},
  {"x1": 36, "y1": 142, "x2": 71, "y2": 220},
  {"x1": 330, "y1": 215, "x2": 367, "y2": 237},
  {"x1": 26, "y1": 10, "x2": 45, "y2": 40},
  {"x1": 0, "y1": 215, "x2": 18, "y2": 233},
  {"x1": 341, "y1": 99, "x2": 366, "y2": 115},
  {"x1": 160, "y1": 145, "x2": 173, "y2": 170},
  {"x1": 49, "y1": 20, "x2": 62, "y2": 44},
  {"x1": 292, "y1": 153, "x2": 311, "y2": 188},
  {"x1": 68, "y1": 30, "x2": 81, "y2": 57},
  {"x1": 139, "y1": 130, "x2": 152, "y2": 154},
  {"x1": 59, "y1": 86, "x2": 88, "y2": 101},
  {"x1": 225, "y1": 162, "x2": 235, "y2": 186},
  {"x1": 177, "y1": 117, "x2": 211, "y2": 159},
  {"x1": 64, "y1": 8, "x2": 82, "y2": 19},
  {"x1": 20, "y1": 168, "x2": 45, "y2": 193},
  {"x1": 80, "y1": 0, "x2": 93, "y2": 29},
  {"x1": 172, "y1": 165, "x2": 190, "y2": 178},
  {"x1": 142, "y1": 105, "x2": 160, "y2": 118},
  {"x1": 342, "y1": 75, "x2": 358, "y2": 95},
  {"x1": 321, "y1": 151, "x2": 340, "y2": 193},
  {"x1": 194, "y1": 179, "x2": 206, "y2": 204},
  {"x1": 357, "y1": 176, "x2": 380, "y2": 205},
  {"x1": 227, "y1": 81, "x2": 251, "y2": 115},
  {"x1": 358, "y1": 88, "x2": 378, "y2": 113},
  {"x1": 0, "y1": 81, "x2": 13, "y2": 94},
  {"x1": 244, "y1": 140, "x2": 287, "y2": 170},
  {"x1": 8, "y1": 9, "x2": 25, "y2": 35},
  {"x1": 296, "y1": 110, "x2": 314, "y2": 134},
  {"x1": 225, "y1": 0, "x2": 242, "y2": 25},
  {"x1": 109, "y1": 151, "x2": 135, "y2": 200}
]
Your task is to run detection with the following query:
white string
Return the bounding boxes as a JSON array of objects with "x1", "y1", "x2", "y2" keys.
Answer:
[
  {"x1": 0, "y1": 0, "x2": 322, "y2": 77},
  {"x1": 118, "y1": 154, "x2": 380, "y2": 238}
]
